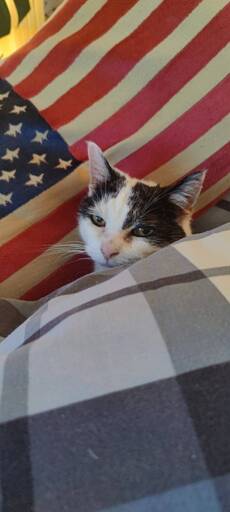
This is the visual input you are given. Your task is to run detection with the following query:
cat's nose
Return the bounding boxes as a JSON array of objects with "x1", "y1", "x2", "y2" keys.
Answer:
[{"x1": 101, "y1": 241, "x2": 119, "y2": 260}]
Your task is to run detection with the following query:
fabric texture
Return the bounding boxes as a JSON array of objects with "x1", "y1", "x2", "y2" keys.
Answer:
[
  {"x1": 0, "y1": 218, "x2": 229, "y2": 510},
  {"x1": 0, "y1": 0, "x2": 229, "y2": 299}
]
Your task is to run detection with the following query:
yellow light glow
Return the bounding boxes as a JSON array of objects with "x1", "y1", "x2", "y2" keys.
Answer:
[{"x1": 0, "y1": 0, "x2": 45, "y2": 59}]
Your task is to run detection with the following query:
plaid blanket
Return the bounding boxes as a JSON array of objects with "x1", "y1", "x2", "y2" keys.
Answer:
[
  {"x1": 0, "y1": 0, "x2": 229, "y2": 300},
  {"x1": 1, "y1": 193, "x2": 229, "y2": 340},
  {"x1": 0, "y1": 216, "x2": 229, "y2": 510}
]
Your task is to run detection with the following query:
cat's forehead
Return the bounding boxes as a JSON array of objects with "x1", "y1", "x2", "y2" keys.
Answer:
[
  {"x1": 96, "y1": 180, "x2": 133, "y2": 231},
  {"x1": 95, "y1": 177, "x2": 159, "y2": 231}
]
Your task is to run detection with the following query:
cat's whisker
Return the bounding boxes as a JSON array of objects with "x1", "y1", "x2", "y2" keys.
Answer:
[
  {"x1": 48, "y1": 244, "x2": 86, "y2": 256},
  {"x1": 76, "y1": 256, "x2": 92, "y2": 262},
  {"x1": 63, "y1": 255, "x2": 92, "y2": 267},
  {"x1": 54, "y1": 241, "x2": 84, "y2": 247},
  {"x1": 49, "y1": 255, "x2": 92, "y2": 273},
  {"x1": 50, "y1": 241, "x2": 84, "y2": 247},
  {"x1": 48, "y1": 246, "x2": 85, "y2": 251},
  {"x1": 52, "y1": 244, "x2": 85, "y2": 250},
  {"x1": 51, "y1": 251, "x2": 86, "y2": 256}
]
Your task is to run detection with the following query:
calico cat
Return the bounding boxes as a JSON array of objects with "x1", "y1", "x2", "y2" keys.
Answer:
[{"x1": 79, "y1": 142, "x2": 206, "y2": 269}]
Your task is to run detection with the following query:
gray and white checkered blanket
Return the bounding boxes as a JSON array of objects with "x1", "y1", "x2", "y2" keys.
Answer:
[{"x1": 0, "y1": 200, "x2": 229, "y2": 511}]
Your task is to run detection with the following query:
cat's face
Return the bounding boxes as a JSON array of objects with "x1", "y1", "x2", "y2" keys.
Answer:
[{"x1": 79, "y1": 142, "x2": 205, "y2": 268}]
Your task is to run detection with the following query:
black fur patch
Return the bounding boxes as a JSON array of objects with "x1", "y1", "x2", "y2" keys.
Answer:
[
  {"x1": 124, "y1": 182, "x2": 185, "y2": 247},
  {"x1": 79, "y1": 163, "x2": 126, "y2": 218}
]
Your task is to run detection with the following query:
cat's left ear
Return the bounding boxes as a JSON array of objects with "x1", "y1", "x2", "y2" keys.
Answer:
[
  {"x1": 87, "y1": 141, "x2": 111, "y2": 191},
  {"x1": 168, "y1": 170, "x2": 206, "y2": 211}
]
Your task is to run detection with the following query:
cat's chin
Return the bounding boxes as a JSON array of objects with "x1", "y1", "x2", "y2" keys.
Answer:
[
  {"x1": 93, "y1": 256, "x2": 142, "y2": 272},
  {"x1": 93, "y1": 260, "x2": 127, "y2": 272}
]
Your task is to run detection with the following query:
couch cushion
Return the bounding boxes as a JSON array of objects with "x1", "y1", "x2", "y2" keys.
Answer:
[{"x1": 0, "y1": 222, "x2": 229, "y2": 511}]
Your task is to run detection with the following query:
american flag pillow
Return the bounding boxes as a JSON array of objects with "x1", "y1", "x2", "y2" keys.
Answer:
[{"x1": 0, "y1": 0, "x2": 229, "y2": 300}]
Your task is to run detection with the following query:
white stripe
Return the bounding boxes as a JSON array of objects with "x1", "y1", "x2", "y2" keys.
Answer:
[
  {"x1": 104, "y1": 45, "x2": 229, "y2": 165},
  {"x1": 31, "y1": 0, "x2": 163, "y2": 110},
  {"x1": 59, "y1": 0, "x2": 229, "y2": 143},
  {"x1": 9, "y1": 0, "x2": 107, "y2": 85}
]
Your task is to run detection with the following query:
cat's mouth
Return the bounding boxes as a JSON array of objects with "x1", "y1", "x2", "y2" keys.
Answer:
[{"x1": 97, "y1": 255, "x2": 137, "y2": 269}]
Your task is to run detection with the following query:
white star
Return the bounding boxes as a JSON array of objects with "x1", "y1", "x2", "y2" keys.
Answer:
[
  {"x1": 2, "y1": 148, "x2": 20, "y2": 162},
  {"x1": 10, "y1": 104, "x2": 27, "y2": 114},
  {"x1": 0, "y1": 91, "x2": 10, "y2": 101},
  {"x1": 0, "y1": 170, "x2": 16, "y2": 182},
  {"x1": 31, "y1": 130, "x2": 49, "y2": 144},
  {"x1": 0, "y1": 192, "x2": 13, "y2": 206},
  {"x1": 26, "y1": 173, "x2": 44, "y2": 187},
  {"x1": 5, "y1": 122, "x2": 22, "y2": 137},
  {"x1": 55, "y1": 158, "x2": 72, "y2": 170},
  {"x1": 29, "y1": 153, "x2": 47, "y2": 165}
]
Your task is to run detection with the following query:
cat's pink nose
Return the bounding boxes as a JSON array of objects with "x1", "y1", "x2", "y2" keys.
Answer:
[{"x1": 101, "y1": 241, "x2": 119, "y2": 260}]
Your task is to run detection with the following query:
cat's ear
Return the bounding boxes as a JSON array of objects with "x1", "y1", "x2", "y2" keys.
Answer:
[
  {"x1": 87, "y1": 141, "x2": 110, "y2": 190},
  {"x1": 168, "y1": 170, "x2": 206, "y2": 211}
]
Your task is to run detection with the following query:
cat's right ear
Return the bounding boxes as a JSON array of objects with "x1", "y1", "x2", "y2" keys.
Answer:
[{"x1": 87, "y1": 141, "x2": 110, "y2": 193}]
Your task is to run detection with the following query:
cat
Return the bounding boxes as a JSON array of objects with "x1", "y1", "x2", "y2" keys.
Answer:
[{"x1": 79, "y1": 142, "x2": 206, "y2": 270}]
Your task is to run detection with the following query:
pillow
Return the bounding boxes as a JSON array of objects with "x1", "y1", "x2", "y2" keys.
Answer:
[
  {"x1": 0, "y1": 0, "x2": 229, "y2": 299},
  {"x1": 0, "y1": 223, "x2": 229, "y2": 510}
]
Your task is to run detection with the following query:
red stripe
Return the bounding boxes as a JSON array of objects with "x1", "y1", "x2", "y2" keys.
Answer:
[
  {"x1": 71, "y1": 5, "x2": 230, "y2": 160},
  {"x1": 188, "y1": 142, "x2": 230, "y2": 207},
  {"x1": 117, "y1": 76, "x2": 230, "y2": 178},
  {"x1": 0, "y1": 0, "x2": 87, "y2": 78},
  {"x1": 21, "y1": 255, "x2": 93, "y2": 301},
  {"x1": 15, "y1": 0, "x2": 138, "y2": 98},
  {"x1": 41, "y1": 0, "x2": 201, "y2": 129},
  {"x1": 1, "y1": 142, "x2": 229, "y2": 288},
  {"x1": 0, "y1": 190, "x2": 85, "y2": 283},
  {"x1": 199, "y1": 143, "x2": 230, "y2": 191}
]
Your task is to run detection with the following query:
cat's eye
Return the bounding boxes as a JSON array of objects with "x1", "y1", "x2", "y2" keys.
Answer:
[
  {"x1": 132, "y1": 226, "x2": 154, "y2": 237},
  {"x1": 90, "y1": 214, "x2": 105, "y2": 227}
]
